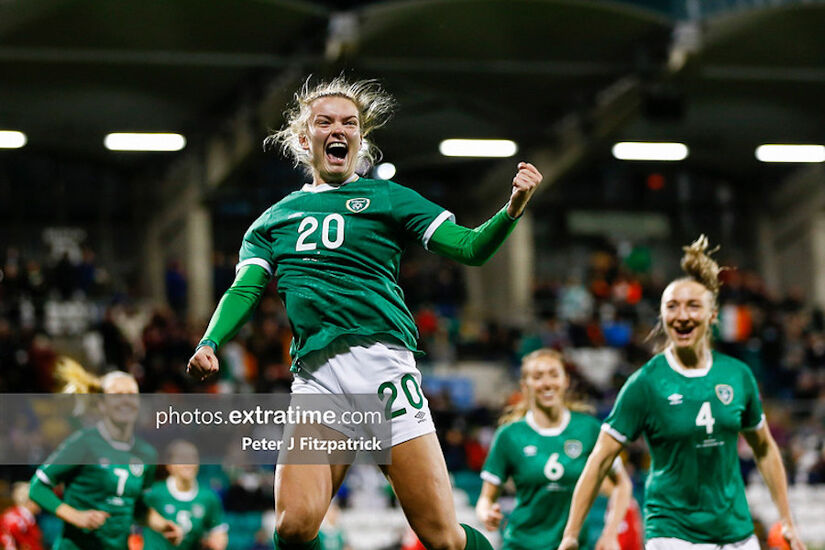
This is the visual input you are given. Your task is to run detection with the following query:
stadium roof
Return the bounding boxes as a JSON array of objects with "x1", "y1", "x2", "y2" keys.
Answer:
[{"x1": 1, "y1": 0, "x2": 824, "y2": 188}]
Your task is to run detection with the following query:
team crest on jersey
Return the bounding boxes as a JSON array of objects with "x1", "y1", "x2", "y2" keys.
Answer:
[
  {"x1": 129, "y1": 461, "x2": 144, "y2": 476},
  {"x1": 523, "y1": 445, "x2": 537, "y2": 457},
  {"x1": 564, "y1": 440, "x2": 583, "y2": 459},
  {"x1": 193, "y1": 504, "x2": 205, "y2": 518},
  {"x1": 165, "y1": 504, "x2": 175, "y2": 514},
  {"x1": 99, "y1": 458, "x2": 111, "y2": 466},
  {"x1": 346, "y1": 198, "x2": 370, "y2": 213},
  {"x1": 715, "y1": 384, "x2": 734, "y2": 405}
]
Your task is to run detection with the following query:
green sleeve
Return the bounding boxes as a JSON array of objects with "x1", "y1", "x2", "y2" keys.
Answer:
[
  {"x1": 199, "y1": 264, "x2": 270, "y2": 350},
  {"x1": 741, "y1": 367, "x2": 765, "y2": 431},
  {"x1": 428, "y1": 206, "x2": 518, "y2": 266},
  {"x1": 29, "y1": 473, "x2": 65, "y2": 515},
  {"x1": 206, "y1": 492, "x2": 227, "y2": 532},
  {"x1": 29, "y1": 430, "x2": 86, "y2": 514},
  {"x1": 603, "y1": 370, "x2": 649, "y2": 444},
  {"x1": 387, "y1": 181, "x2": 455, "y2": 247},
  {"x1": 480, "y1": 426, "x2": 511, "y2": 486}
]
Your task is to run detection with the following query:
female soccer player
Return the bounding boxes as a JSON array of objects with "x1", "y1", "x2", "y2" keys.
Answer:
[
  {"x1": 143, "y1": 440, "x2": 228, "y2": 550},
  {"x1": 476, "y1": 349, "x2": 632, "y2": 550},
  {"x1": 187, "y1": 76, "x2": 543, "y2": 550},
  {"x1": 559, "y1": 236, "x2": 806, "y2": 550},
  {"x1": 28, "y1": 359, "x2": 182, "y2": 550}
]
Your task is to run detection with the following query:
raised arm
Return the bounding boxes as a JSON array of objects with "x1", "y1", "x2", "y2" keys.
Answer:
[
  {"x1": 559, "y1": 431, "x2": 624, "y2": 550},
  {"x1": 742, "y1": 423, "x2": 806, "y2": 550},
  {"x1": 187, "y1": 264, "x2": 269, "y2": 380},
  {"x1": 428, "y1": 162, "x2": 542, "y2": 266}
]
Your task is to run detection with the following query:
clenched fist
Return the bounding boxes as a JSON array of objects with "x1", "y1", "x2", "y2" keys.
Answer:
[
  {"x1": 187, "y1": 345, "x2": 219, "y2": 381},
  {"x1": 507, "y1": 162, "x2": 543, "y2": 219}
]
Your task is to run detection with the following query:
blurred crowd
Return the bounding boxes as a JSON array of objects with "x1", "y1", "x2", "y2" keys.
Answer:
[{"x1": 2, "y1": 240, "x2": 825, "y2": 527}]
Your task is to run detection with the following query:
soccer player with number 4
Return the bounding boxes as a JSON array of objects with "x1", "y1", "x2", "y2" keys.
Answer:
[
  {"x1": 187, "y1": 76, "x2": 543, "y2": 550},
  {"x1": 559, "y1": 236, "x2": 806, "y2": 550}
]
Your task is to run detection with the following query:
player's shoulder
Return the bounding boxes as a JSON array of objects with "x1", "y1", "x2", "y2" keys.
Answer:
[
  {"x1": 133, "y1": 437, "x2": 158, "y2": 462},
  {"x1": 711, "y1": 350, "x2": 751, "y2": 372},
  {"x1": 494, "y1": 416, "x2": 528, "y2": 439},
  {"x1": 568, "y1": 410, "x2": 601, "y2": 431}
]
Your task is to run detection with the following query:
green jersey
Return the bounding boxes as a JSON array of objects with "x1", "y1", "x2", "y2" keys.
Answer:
[
  {"x1": 603, "y1": 349, "x2": 764, "y2": 543},
  {"x1": 238, "y1": 178, "x2": 453, "y2": 366},
  {"x1": 34, "y1": 423, "x2": 157, "y2": 550},
  {"x1": 142, "y1": 478, "x2": 227, "y2": 550},
  {"x1": 481, "y1": 410, "x2": 601, "y2": 550}
]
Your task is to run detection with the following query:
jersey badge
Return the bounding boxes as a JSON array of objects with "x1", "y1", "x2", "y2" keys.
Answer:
[
  {"x1": 564, "y1": 440, "x2": 583, "y2": 459},
  {"x1": 523, "y1": 445, "x2": 537, "y2": 457},
  {"x1": 129, "y1": 461, "x2": 144, "y2": 476},
  {"x1": 99, "y1": 458, "x2": 111, "y2": 466},
  {"x1": 667, "y1": 393, "x2": 683, "y2": 405},
  {"x1": 715, "y1": 384, "x2": 734, "y2": 405},
  {"x1": 346, "y1": 198, "x2": 371, "y2": 213},
  {"x1": 165, "y1": 504, "x2": 175, "y2": 514},
  {"x1": 193, "y1": 504, "x2": 205, "y2": 518}
]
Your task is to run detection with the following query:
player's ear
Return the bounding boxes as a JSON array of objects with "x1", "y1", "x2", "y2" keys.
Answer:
[{"x1": 298, "y1": 133, "x2": 309, "y2": 152}]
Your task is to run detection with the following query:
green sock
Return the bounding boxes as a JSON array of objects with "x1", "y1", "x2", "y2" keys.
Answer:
[
  {"x1": 273, "y1": 531, "x2": 321, "y2": 550},
  {"x1": 461, "y1": 524, "x2": 494, "y2": 550}
]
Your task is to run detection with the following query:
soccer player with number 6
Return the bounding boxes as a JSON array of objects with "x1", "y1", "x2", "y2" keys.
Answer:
[
  {"x1": 559, "y1": 236, "x2": 806, "y2": 550},
  {"x1": 186, "y1": 76, "x2": 543, "y2": 550},
  {"x1": 476, "y1": 349, "x2": 632, "y2": 550}
]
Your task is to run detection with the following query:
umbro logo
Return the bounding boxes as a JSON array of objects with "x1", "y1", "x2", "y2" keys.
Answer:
[
  {"x1": 668, "y1": 393, "x2": 683, "y2": 405},
  {"x1": 523, "y1": 445, "x2": 537, "y2": 457}
]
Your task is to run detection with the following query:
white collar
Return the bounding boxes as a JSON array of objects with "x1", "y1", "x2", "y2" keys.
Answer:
[
  {"x1": 525, "y1": 408, "x2": 570, "y2": 437},
  {"x1": 167, "y1": 476, "x2": 199, "y2": 502},
  {"x1": 665, "y1": 346, "x2": 713, "y2": 377},
  {"x1": 302, "y1": 174, "x2": 359, "y2": 193},
  {"x1": 96, "y1": 421, "x2": 134, "y2": 451}
]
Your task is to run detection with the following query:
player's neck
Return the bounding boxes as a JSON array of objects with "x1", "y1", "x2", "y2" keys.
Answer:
[
  {"x1": 312, "y1": 172, "x2": 359, "y2": 186},
  {"x1": 102, "y1": 417, "x2": 134, "y2": 443},
  {"x1": 173, "y1": 476, "x2": 194, "y2": 492},
  {"x1": 669, "y1": 343, "x2": 711, "y2": 369},
  {"x1": 530, "y1": 405, "x2": 567, "y2": 428}
]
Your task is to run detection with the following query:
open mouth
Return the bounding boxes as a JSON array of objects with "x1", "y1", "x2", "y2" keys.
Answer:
[
  {"x1": 673, "y1": 325, "x2": 696, "y2": 338},
  {"x1": 325, "y1": 142, "x2": 348, "y2": 164}
]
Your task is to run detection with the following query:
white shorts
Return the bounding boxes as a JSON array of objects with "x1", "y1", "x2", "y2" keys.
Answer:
[
  {"x1": 646, "y1": 535, "x2": 759, "y2": 550},
  {"x1": 291, "y1": 340, "x2": 436, "y2": 447}
]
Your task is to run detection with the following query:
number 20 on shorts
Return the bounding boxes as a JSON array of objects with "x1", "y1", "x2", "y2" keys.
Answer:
[{"x1": 377, "y1": 374, "x2": 425, "y2": 420}]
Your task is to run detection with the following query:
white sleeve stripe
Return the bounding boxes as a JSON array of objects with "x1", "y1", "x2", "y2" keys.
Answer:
[
  {"x1": 610, "y1": 456, "x2": 623, "y2": 474},
  {"x1": 36, "y1": 470, "x2": 53, "y2": 486},
  {"x1": 742, "y1": 413, "x2": 766, "y2": 432},
  {"x1": 208, "y1": 523, "x2": 229, "y2": 534},
  {"x1": 480, "y1": 471, "x2": 502, "y2": 486},
  {"x1": 422, "y1": 210, "x2": 456, "y2": 251},
  {"x1": 601, "y1": 423, "x2": 628, "y2": 444},
  {"x1": 236, "y1": 258, "x2": 273, "y2": 276}
]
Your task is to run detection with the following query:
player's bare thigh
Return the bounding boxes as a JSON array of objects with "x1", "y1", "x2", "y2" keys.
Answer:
[
  {"x1": 274, "y1": 422, "x2": 351, "y2": 542},
  {"x1": 381, "y1": 433, "x2": 465, "y2": 550}
]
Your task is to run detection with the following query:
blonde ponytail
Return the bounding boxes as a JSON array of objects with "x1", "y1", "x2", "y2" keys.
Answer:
[
  {"x1": 56, "y1": 357, "x2": 103, "y2": 394},
  {"x1": 680, "y1": 234, "x2": 724, "y2": 297}
]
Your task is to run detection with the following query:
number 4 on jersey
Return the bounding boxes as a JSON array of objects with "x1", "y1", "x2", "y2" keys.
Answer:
[{"x1": 695, "y1": 401, "x2": 715, "y2": 434}]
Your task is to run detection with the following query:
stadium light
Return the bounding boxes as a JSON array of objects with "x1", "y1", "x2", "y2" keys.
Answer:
[
  {"x1": 755, "y1": 144, "x2": 825, "y2": 163},
  {"x1": 375, "y1": 162, "x2": 396, "y2": 180},
  {"x1": 0, "y1": 130, "x2": 27, "y2": 149},
  {"x1": 104, "y1": 133, "x2": 186, "y2": 152},
  {"x1": 439, "y1": 139, "x2": 518, "y2": 158},
  {"x1": 612, "y1": 142, "x2": 688, "y2": 161}
]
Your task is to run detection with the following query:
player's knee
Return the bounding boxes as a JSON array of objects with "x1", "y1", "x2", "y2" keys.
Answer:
[
  {"x1": 275, "y1": 510, "x2": 322, "y2": 542},
  {"x1": 416, "y1": 524, "x2": 465, "y2": 550}
]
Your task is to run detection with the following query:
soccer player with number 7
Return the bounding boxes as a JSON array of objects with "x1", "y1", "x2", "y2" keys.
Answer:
[
  {"x1": 559, "y1": 236, "x2": 806, "y2": 550},
  {"x1": 186, "y1": 76, "x2": 542, "y2": 550}
]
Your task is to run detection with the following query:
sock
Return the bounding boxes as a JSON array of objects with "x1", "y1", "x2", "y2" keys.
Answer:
[
  {"x1": 461, "y1": 523, "x2": 494, "y2": 550},
  {"x1": 273, "y1": 530, "x2": 321, "y2": 550}
]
